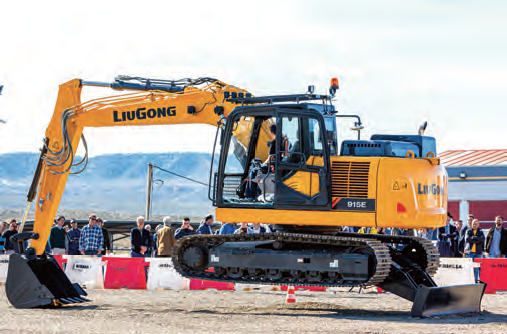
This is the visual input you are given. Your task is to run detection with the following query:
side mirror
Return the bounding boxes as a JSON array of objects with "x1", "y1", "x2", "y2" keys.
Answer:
[
  {"x1": 351, "y1": 121, "x2": 364, "y2": 140},
  {"x1": 350, "y1": 121, "x2": 364, "y2": 131},
  {"x1": 336, "y1": 115, "x2": 364, "y2": 140}
]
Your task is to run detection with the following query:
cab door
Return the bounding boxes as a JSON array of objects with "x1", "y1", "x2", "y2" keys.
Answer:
[{"x1": 274, "y1": 111, "x2": 330, "y2": 208}]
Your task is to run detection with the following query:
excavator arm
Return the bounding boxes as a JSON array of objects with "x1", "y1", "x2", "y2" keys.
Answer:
[{"x1": 6, "y1": 76, "x2": 272, "y2": 308}]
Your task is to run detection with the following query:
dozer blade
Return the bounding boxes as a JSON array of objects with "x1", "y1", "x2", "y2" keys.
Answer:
[
  {"x1": 5, "y1": 253, "x2": 89, "y2": 309},
  {"x1": 411, "y1": 283, "x2": 486, "y2": 317}
]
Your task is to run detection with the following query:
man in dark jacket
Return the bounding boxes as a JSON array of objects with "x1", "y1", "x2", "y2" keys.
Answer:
[
  {"x1": 454, "y1": 220, "x2": 464, "y2": 257},
  {"x1": 130, "y1": 216, "x2": 151, "y2": 258},
  {"x1": 485, "y1": 215, "x2": 507, "y2": 258},
  {"x1": 97, "y1": 218, "x2": 112, "y2": 255},
  {"x1": 49, "y1": 215, "x2": 66, "y2": 255},
  {"x1": 2, "y1": 219, "x2": 18, "y2": 254},
  {"x1": 66, "y1": 219, "x2": 81, "y2": 255},
  {"x1": 437, "y1": 213, "x2": 458, "y2": 257},
  {"x1": 196, "y1": 214, "x2": 214, "y2": 235},
  {"x1": 458, "y1": 214, "x2": 474, "y2": 256},
  {"x1": 465, "y1": 219, "x2": 486, "y2": 282},
  {"x1": 175, "y1": 217, "x2": 196, "y2": 239}
]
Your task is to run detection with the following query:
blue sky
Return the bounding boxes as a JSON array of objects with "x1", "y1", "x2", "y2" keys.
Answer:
[{"x1": 0, "y1": 0, "x2": 505, "y2": 155}]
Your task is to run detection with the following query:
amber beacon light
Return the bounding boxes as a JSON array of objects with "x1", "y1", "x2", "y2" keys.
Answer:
[{"x1": 329, "y1": 77, "x2": 339, "y2": 96}]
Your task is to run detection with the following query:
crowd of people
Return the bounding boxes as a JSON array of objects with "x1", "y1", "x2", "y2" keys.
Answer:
[
  {"x1": 127, "y1": 215, "x2": 273, "y2": 258},
  {"x1": 431, "y1": 213, "x2": 506, "y2": 282},
  {"x1": 426, "y1": 213, "x2": 507, "y2": 260},
  {"x1": 338, "y1": 213, "x2": 507, "y2": 263},
  {"x1": 0, "y1": 214, "x2": 112, "y2": 256}
]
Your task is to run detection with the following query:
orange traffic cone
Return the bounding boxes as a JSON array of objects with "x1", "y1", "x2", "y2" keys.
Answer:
[{"x1": 285, "y1": 286, "x2": 296, "y2": 304}]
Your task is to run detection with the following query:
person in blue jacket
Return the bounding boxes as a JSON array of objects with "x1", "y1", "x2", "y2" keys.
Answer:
[
  {"x1": 218, "y1": 222, "x2": 237, "y2": 235},
  {"x1": 66, "y1": 219, "x2": 81, "y2": 255},
  {"x1": 174, "y1": 218, "x2": 196, "y2": 239},
  {"x1": 0, "y1": 221, "x2": 7, "y2": 253},
  {"x1": 197, "y1": 214, "x2": 214, "y2": 234}
]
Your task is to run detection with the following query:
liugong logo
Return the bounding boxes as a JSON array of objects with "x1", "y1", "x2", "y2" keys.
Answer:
[{"x1": 113, "y1": 106, "x2": 176, "y2": 122}]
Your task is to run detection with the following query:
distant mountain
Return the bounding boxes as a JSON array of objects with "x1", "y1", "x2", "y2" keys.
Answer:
[{"x1": 0, "y1": 152, "x2": 215, "y2": 217}]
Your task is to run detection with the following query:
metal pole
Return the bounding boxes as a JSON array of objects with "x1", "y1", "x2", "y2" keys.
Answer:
[{"x1": 145, "y1": 163, "x2": 153, "y2": 221}]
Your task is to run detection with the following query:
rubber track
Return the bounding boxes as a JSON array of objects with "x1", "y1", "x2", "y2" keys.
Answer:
[{"x1": 173, "y1": 233, "x2": 392, "y2": 287}]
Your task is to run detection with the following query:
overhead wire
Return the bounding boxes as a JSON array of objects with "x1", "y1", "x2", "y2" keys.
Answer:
[{"x1": 151, "y1": 164, "x2": 209, "y2": 187}]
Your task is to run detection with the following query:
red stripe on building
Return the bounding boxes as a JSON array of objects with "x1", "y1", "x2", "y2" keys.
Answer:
[
  {"x1": 469, "y1": 150, "x2": 506, "y2": 166},
  {"x1": 440, "y1": 149, "x2": 507, "y2": 166},
  {"x1": 449, "y1": 151, "x2": 493, "y2": 166}
]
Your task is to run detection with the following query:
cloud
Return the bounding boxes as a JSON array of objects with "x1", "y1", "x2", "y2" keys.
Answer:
[{"x1": 0, "y1": 0, "x2": 505, "y2": 155}]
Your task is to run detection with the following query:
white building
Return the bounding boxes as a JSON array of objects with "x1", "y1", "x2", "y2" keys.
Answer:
[{"x1": 440, "y1": 149, "x2": 507, "y2": 228}]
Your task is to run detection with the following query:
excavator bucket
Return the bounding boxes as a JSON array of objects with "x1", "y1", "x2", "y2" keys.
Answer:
[
  {"x1": 411, "y1": 283, "x2": 486, "y2": 317},
  {"x1": 5, "y1": 253, "x2": 89, "y2": 308}
]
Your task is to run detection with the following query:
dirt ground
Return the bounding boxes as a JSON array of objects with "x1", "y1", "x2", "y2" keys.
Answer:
[{"x1": 0, "y1": 288, "x2": 505, "y2": 334}]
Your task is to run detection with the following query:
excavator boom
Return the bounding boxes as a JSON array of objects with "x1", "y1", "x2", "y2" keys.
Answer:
[{"x1": 24, "y1": 77, "x2": 267, "y2": 255}]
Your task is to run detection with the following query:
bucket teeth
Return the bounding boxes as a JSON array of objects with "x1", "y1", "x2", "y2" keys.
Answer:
[
  {"x1": 58, "y1": 296, "x2": 89, "y2": 305},
  {"x1": 72, "y1": 297, "x2": 87, "y2": 303},
  {"x1": 55, "y1": 296, "x2": 89, "y2": 305}
]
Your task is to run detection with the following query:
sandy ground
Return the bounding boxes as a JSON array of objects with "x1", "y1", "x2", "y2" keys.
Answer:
[{"x1": 0, "y1": 287, "x2": 506, "y2": 334}]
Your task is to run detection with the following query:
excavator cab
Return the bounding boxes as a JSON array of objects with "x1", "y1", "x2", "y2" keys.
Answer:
[{"x1": 213, "y1": 102, "x2": 335, "y2": 210}]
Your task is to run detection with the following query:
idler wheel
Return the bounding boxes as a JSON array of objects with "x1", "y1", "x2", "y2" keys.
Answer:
[{"x1": 181, "y1": 245, "x2": 208, "y2": 271}]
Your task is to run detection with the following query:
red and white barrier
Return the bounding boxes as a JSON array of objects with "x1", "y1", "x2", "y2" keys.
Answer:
[
  {"x1": 7, "y1": 254, "x2": 506, "y2": 295},
  {"x1": 0, "y1": 255, "x2": 9, "y2": 283},
  {"x1": 189, "y1": 268, "x2": 235, "y2": 291},
  {"x1": 433, "y1": 257, "x2": 476, "y2": 286},
  {"x1": 146, "y1": 258, "x2": 189, "y2": 290},
  {"x1": 189, "y1": 278, "x2": 235, "y2": 291},
  {"x1": 474, "y1": 258, "x2": 507, "y2": 294},
  {"x1": 64, "y1": 255, "x2": 104, "y2": 289},
  {"x1": 103, "y1": 256, "x2": 149, "y2": 289}
]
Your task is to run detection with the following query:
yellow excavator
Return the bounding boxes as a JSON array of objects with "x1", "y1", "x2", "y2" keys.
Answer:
[{"x1": 6, "y1": 75, "x2": 484, "y2": 317}]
